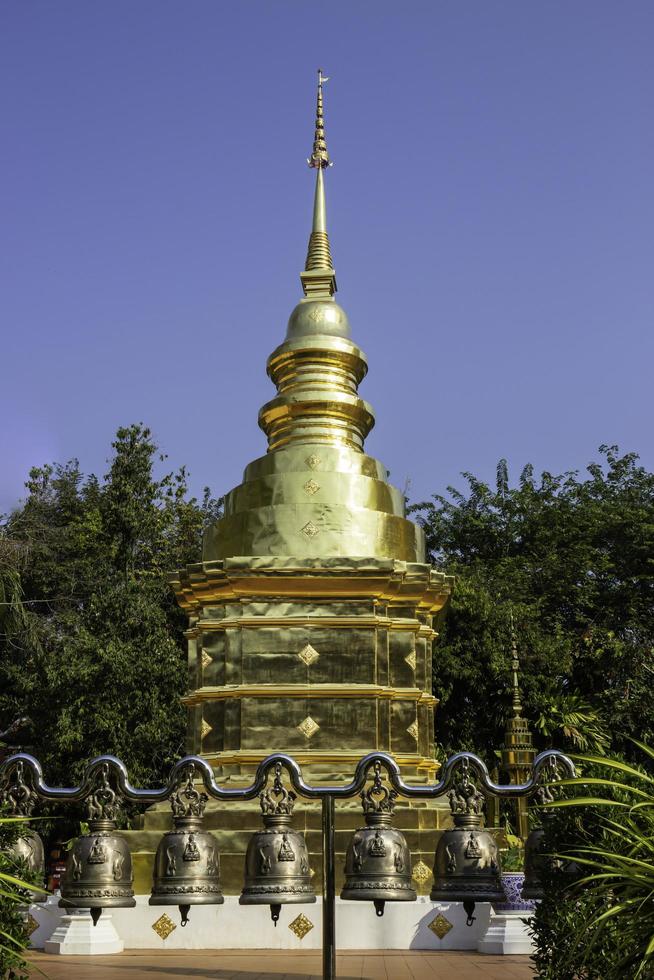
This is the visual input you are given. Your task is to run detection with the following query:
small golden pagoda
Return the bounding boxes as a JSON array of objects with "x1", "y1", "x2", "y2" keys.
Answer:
[
  {"x1": 500, "y1": 627, "x2": 536, "y2": 838},
  {"x1": 131, "y1": 74, "x2": 453, "y2": 895}
]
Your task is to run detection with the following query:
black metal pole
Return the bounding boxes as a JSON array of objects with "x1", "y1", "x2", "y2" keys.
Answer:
[{"x1": 322, "y1": 794, "x2": 336, "y2": 980}]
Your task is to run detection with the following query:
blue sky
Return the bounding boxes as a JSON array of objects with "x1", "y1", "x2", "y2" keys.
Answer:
[{"x1": 2, "y1": 1, "x2": 653, "y2": 513}]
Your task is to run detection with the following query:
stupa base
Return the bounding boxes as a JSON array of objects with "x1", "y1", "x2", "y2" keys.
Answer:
[{"x1": 32, "y1": 895, "x2": 492, "y2": 951}]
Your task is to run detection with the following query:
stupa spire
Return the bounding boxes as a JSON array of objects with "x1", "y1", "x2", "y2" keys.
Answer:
[
  {"x1": 500, "y1": 614, "x2": 535, "y2": 837},
  {"x1": 509, "y1": 616, "x2": 523, "y2": 719},
  {"x1": 302, "y1": 69, "x2": 336, "y2": 297}
]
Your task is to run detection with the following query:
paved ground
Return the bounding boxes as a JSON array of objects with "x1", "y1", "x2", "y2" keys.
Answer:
[{"x1": 28, "y1": 949, "x2": 535, "y2": 979}]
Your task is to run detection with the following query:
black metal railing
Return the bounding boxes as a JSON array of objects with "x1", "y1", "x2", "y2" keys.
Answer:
[{"x1": 0, "y1": 748, "x2": 574, "y2": 980}]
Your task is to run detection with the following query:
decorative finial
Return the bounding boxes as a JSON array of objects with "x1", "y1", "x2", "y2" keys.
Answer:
[
  {"x1": 360, "y1": 761, "x2": 398, "y2": 816},
  {"x1": 301, "y1": 69, "x2": 336, "y2": 296},
  {"x1": 170, "y1": 765, "x2": 208, "y2": 820},
  {"x1": 308, "y1": 69, "x2": 331, "y2": 169},
  {"x1": 259, "y1": 762, "x2": 296, "y2": 817},
  {"x1": 447, "y1": 758, "x2": 485, "y2": 817},
  {"x1": 509, "y1": 612, "x2": 523, "y2": 719}
]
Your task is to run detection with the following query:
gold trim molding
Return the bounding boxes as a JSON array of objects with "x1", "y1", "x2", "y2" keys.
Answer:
[{"x1": 183, "y1": 684, "x2": 439, "y2": 707}]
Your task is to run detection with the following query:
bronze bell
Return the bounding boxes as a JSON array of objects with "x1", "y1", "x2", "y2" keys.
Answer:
[
  {"x1": 240, "y1": 763, "x2": 315, "y2": 925},
  {"x1": 522, "y1": 770, "x2": 577, "y2": 901},
  {"x1": 341, "y1": 762, "x2": 416, "y2": 916},
  {"x1": 431, "y1": 759, "x2": 505, "y2": 925},
  {"x1": 60, "y1": 763, "x2": 135, "y2": 925},
  {"x1": 150, "y1": 766, "x2": 223, "y2": 925},
  {"x1": 0, "y1": 761, "x2": 46, "y2": 902},
  {"x1": 522, "y1": 824, "x2": 546, "y2": 900}
]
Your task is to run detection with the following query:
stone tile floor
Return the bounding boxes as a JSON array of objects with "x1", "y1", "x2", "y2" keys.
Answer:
[{"x1": 28, "y1": 949, "x2": 535, "y2": 979}]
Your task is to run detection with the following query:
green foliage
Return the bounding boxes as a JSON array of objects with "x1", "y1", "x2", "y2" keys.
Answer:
[
  {"x1": 535, "y1": 693, "x2": 610, "y2": 755},
  {"x1": 531, "y1": 744, "x2": 654, "y2": 979},
  {"x1": 412, "y1": 446, "x2": 654, "y2": 762},
  {"x1": 0, "y1": 424, "x2": 221, "y2": 786}
]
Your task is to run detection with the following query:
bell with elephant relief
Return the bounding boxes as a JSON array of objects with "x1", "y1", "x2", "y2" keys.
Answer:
[
  {"x1": 150, "y1": 765, "x2": 223, "y2": 925},
  {"x1": 341, "y1": 761, "x2": 416, "y2": 916},
  {"x1": 431, "y1": 758, "x2": 505, "y2": 925},
  {"x1": 240, "y1": 762, "x2": 315, "y2": 925},
  {"x1": 59, "y1": 763, "x2": 135, "y2": 925}
]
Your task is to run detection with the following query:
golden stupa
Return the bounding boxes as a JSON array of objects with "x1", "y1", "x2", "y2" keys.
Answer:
[{"x1": 131, "y1": 73, "x2": 453, "y2": 894}]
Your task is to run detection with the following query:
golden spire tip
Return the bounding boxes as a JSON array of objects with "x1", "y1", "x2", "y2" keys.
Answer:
[{"x1": 308, "y1": 68, "x2": 332, "y2": 169}]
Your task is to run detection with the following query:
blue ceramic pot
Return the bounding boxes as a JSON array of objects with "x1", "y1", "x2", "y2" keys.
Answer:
[{"x1": 492, "y1": 872, "x2": 536, "y2": 913}]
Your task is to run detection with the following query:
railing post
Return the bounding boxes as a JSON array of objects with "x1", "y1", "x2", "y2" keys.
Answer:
[{"x1": 322, "y1": 794, "x2": 336, "y2": 980}]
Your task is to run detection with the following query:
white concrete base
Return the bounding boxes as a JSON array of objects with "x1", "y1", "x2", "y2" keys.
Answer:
[
  {"x1": 43, "y1": 910, "x2": 124, "y2": 955},
  {"x1": 30, "y1": 895, "x2": 492, "y2": 951},
  {"x1": 477, "y1": 910, "x2": 535, "y2": 955}
]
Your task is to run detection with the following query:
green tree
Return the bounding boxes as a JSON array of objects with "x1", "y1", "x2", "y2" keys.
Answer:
[
  {"x1": 0, "y1": 424, "x2": 221, "y2": 786},
  {"x1": 413, "y1": 446, "x2": 654, "y2": 762},
  {"x1": 531, "y1": 745, "x2": 654, "y2": 979}
]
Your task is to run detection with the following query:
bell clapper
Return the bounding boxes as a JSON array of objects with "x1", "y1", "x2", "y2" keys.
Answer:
[
  {"x1": 179, "y1": 904, "x2": 191, "y2": 926},
  {"x1": 463, "y1": 899, "x2": 476, "y2": 926},
  {"x1": 90, "y1": 907, "x2": 102, "y2": 927},
  {"x1": 270, "y1": 902, "x2": 282, "y2": 925},
  {"x1": 373, "y1": 899, "x2": 385, "y2": 917}
]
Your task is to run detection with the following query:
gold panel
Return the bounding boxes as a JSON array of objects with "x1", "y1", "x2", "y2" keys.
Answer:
[
  {"x1": 297, "y1": 716, "x2": 320, "y2": 739},
  {"x1": 429, "y1": 913, "x2": 454, "y2": 940},
  {"x1": 152, "y1": 913, "x2": 176, "y2": 940},
  {"x1": 412, "y1": 860, "x2": 432, "y2": 886},
  {"x1": 298, "y1": 643, "x2": 320, "y2": 666},
  {"x1": 289, "y1": 912, "x2": 314, "y2": 940}
]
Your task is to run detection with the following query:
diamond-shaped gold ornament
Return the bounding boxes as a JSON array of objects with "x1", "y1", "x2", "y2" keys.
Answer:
[
  {"x1": 306, "y1": 454, "x2": 321, "y2": 470},
  {"x1": 303, "y1": 478, "x2": 320, "y2": 496},
  {"x1": 407, "y1": 720, "x2": 419, "y2": 741},
  {"x1": 201, "y1": 650, "x2": 212, "y2": 670},
  {"x1": 289, "y1": 912, "x2": 314, "y2": 940},
  {"x1": 412, "y1": 859, "x2": 432, "y2": 885},
  {"x1": 200, "y1": 718, "x2": 212, "y2": 740},
  {"x1": 24, "y1": 913, "x2": 39, "y2": 937},
  {"x1": 152, "y1": 912, "x2": 177, "y2": 940},
  {"x1": 297, "y1": 716, "x2": 320, "y2": 739},
  {"x1": 298, "y1": 643, "x2": 320, "y2": 666},
  {"x1": 428, "y1": 912, "x2": 454, "y2": 939},
  {"x1": 302, "y1": 521, "x2": 319, "y2": 538},
  {"x1": 308, "y1": 307, "x2": 324, "y2": 325},
  {"x1": 405, "y1": 652, "x2": 417, "y2": 671}
]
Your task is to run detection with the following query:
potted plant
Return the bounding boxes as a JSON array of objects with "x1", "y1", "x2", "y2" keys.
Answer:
[{"x1": 494, "y1": 832, "x2": 535, "y2": 913}]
